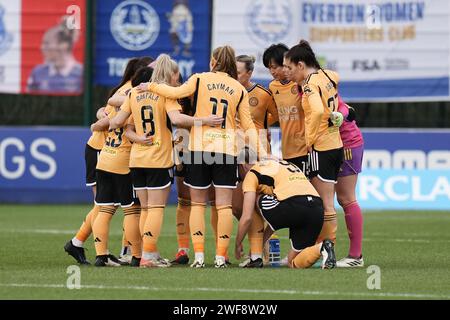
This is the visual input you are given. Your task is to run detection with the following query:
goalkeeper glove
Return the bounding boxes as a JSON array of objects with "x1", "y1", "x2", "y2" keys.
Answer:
[{"x1": 330, "y1": 111, "x2": 344, "y2": 127}]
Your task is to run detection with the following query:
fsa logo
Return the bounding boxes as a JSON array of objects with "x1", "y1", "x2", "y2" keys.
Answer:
[{"x1": 352, "y1": 60, "x2": 381, "y2": 71}]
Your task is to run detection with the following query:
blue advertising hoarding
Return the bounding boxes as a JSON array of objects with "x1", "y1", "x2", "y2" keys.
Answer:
[
  {"x1": 1, "y1": 127, "x2": 449, "y2": 209},
  {"x1": 0, "y1": 127, "x2": 91, "y2": 203},
  {"x1": 95, "y1": 0, "x2": 211, "y2": 86},
  {"x1": 357, "y1": 170, "x2": 450, "y2": 210}
]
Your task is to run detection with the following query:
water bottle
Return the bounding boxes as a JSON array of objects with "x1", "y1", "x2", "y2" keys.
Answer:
[{"x1": 268, "y1": 234, "x2": 281, "y2": 267}]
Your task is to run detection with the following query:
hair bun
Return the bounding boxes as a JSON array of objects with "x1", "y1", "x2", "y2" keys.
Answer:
[{"x1": 298, "y1": 39, "x2": 313, "y2": 51}]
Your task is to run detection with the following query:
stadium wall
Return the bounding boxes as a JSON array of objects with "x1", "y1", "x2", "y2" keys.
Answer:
[{"x1": 1, "y1": 127, "x2": 449, "y2": 210}]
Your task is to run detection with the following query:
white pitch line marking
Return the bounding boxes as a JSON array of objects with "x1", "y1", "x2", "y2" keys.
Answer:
[{"x1": 1, "y1": 283, "x2": 449, "y2": 299}]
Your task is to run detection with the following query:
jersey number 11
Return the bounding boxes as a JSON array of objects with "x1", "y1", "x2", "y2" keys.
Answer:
[{"x1": 210, "y1": 97, "x2": 228, "y2": 129}]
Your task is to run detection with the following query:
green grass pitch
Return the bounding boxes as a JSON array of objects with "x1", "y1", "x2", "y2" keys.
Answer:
[{"x1": 0, "y1": 204, "x2": 449, "y2": 300}]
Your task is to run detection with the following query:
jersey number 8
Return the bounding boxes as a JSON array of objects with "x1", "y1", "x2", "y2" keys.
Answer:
[{"x1": 141, "y1": 105, "x2": 156, "y2": 136}]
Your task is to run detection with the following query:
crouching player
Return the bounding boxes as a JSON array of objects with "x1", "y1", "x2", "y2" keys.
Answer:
[{"x1": 235, "y1": 158, "x2": 336, "y2": 269}]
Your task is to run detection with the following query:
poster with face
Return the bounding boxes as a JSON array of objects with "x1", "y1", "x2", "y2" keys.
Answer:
[{"x1": 0, "y1": 0, "x2": 86, "y2": 95}]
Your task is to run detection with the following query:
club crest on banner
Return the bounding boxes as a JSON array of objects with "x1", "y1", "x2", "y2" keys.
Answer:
[
  {"x1": 110, "y1": 0, "x2": 160, "y2": 51},
  {"x1": 245, "y1": 0, "x2": 292, "y2": 46}
]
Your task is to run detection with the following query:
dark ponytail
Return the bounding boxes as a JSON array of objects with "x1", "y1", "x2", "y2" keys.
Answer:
[
  {"x1": 177, "y1": 74, "x2": 193, "y2": 115},
  {"x1": 109, "y1": 56, "x2": 154, "y2": 97},
  {"x1": 285, "y1": 39, "x2": 321, "y2": 69},
  {"x1": 286, "y1": 40, "x2": 337, "y2": 88},
  {"x1": 131, "y1": 66, "x2": 154, "y2": 87}
]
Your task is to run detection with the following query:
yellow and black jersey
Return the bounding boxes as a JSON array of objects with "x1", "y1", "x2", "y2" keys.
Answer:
[
  {"x1": 235, "y1": 83, "x2": 278, "y2": 152},
  {"x1": 121, "y1": 88, "x2": 182, "y2": 169},
  {"x1": 88, "y1": 81, "x2": 132, "y2": 150},
  {"x1": 96, "y1": 107, "x2": 132, "y2": 175},
  {"x1": 269, "y1": 80, "x2": 307, "y2": 159},
  {"x1": 148, "y1": 71, "x2": 257, "y2": 156},
  {"x1": 87, "y1": 105, "x2": 113, "y2": 150},
  {"x1": 173, "y1": 96, "x2": 193, "y2": 157},
  {"x1": 116, "y1": 81, "x2": 133, "y2": 95},
  {"x1": 242, "y1": 159, "x2": 319, "y2": 201},
  {"x1": 87, "y1": 131, "x2": 108, "y2": 151},
  {"x1": 246, "y1": 84, "x2": 278, "y2": 130},
  {"x1": 302, "y1": 69, "x2": 342, "y2": 151}
]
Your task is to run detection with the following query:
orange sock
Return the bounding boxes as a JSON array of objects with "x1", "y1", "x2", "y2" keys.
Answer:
[
  {"x1": 92, "y1": 206, "x2": 116, "y2": 256},
  {"x1": 75, "y1": 205, "x2": 100, "y2": 243},
  {"x1": 317, "y1": 211, "x2": 337, "y2": 244},
  {"x1": 190, "y1": 202, "x2": 206, "y2": 254},
  {"x1": 142, "y1": 205, "x2": 165, "y2": 253},
  {"x1": 123, "y1": 205, "x2": 142, "y2": 258},
  {"x1": 176, "y1": 198, "x2": 191, "y2": 250},
  {"x1": 210, "y1": 202, "x2": 218, "y2": 246},
  {"x1": 216, "y1": 205, "x2": 233, "y2": 257},
  {"x1": 248, "y1": 211, "x2": 264, "y2": 258},
  {"x1": 292, "y1": 244, "x2": 322, "y2": 268},
  {"x1": 139, "y1": 206, "x2": 148, "y2": 236}
]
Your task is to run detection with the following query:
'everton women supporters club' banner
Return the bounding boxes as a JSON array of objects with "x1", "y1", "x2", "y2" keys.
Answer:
[
  {"x1": 0, "y1": 0, "x2": 85, "y2": 95},
  {"x1": 95, "y1": 0, "x2": 211, "y2": 86},
  {"x1": 212, "y1": 0, "x2": 450, "y2": 102}
]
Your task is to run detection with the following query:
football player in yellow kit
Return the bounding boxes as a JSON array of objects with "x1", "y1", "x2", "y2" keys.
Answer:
[
  {"x1": 284, "y1": 40, "x2": 344, "y2": 246},
  {"x1": 263, "y1": 44, "x2": 308, "y2": 175},
  {"x1": 236, "y1": 158, "x2": 336, "y2": 269},
  {"x1": 110, "y1": 54, "x2": 223, "y2": 267},
  {"x1": 229, "y1": 55, "x2": 279, "y2": 267},
  {"x1": 64, "y1": 57, "x2": 153, "y2": 265},
  {"x1": 137, "y1": 46, "x2": 263, "y2": 268}
]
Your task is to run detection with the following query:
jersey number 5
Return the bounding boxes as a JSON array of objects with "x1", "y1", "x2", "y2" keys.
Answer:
[
  {"x1": 141, "y1": 105, "x2": 156, "y2": 136},
  {"x1": 210, "y1": 97, "x2": 228, "y2": 129}
]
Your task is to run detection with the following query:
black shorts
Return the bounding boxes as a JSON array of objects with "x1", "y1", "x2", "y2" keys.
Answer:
[
  {"x1": 308, "y1": 147, "x2": 344, "y2": 183},
  {"x1": 184, "y1": 152, "x2": 238, "y2": 189},
  {"x1": 85, "y1": 144, "x2": 100, "y2": 186},
  {"x1": 284, "y1": 155, "x2": 309, "y2": 177},
  {"x1": 131, "y1": 167, "x2": 174, "y2": 189},
  {"x1": 95, "y1": 170, "x2": 135, "y2": 207},
  {"x1": 258, "y1": 195, "x2": 324, "y2": 251}
]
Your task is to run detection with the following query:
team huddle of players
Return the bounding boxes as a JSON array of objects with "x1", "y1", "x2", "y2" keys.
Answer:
[{"x1": 64, "y1": 40, "x2": 365, "y2": 269}]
